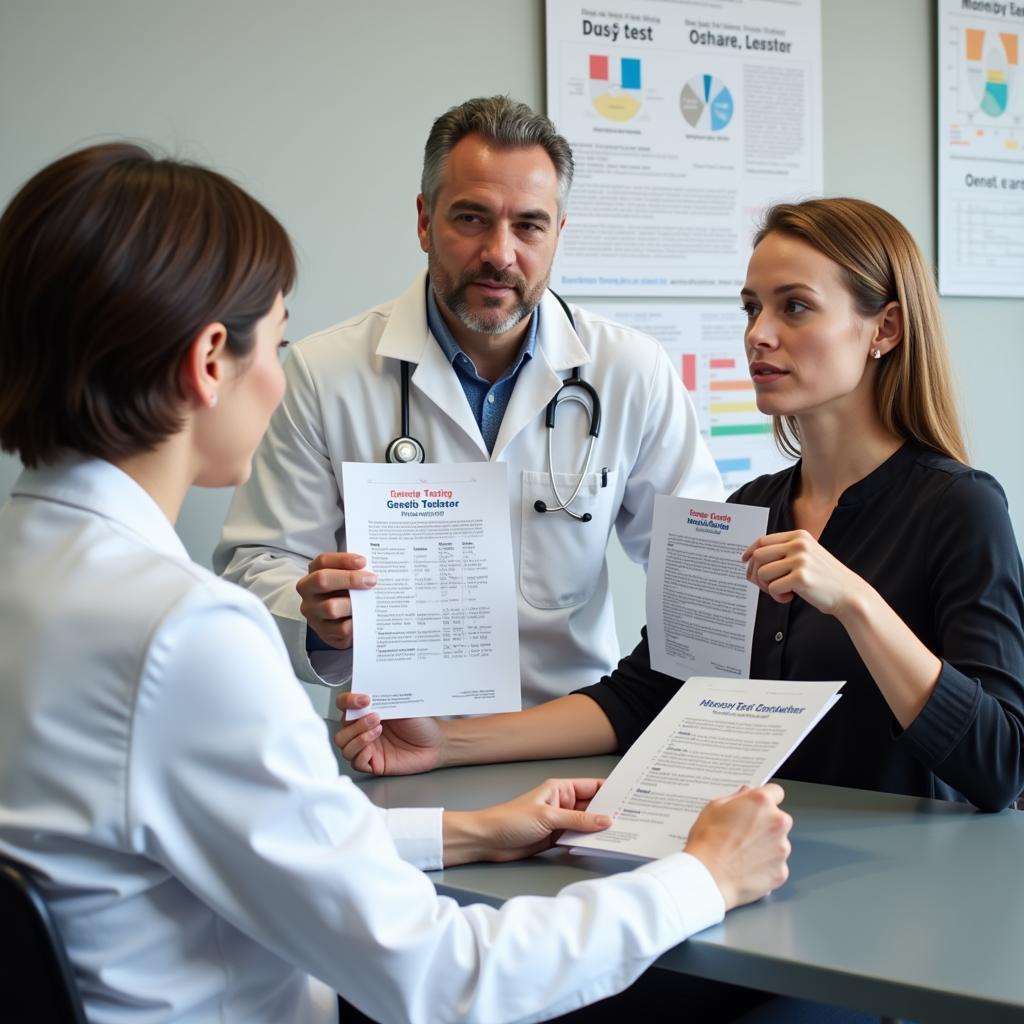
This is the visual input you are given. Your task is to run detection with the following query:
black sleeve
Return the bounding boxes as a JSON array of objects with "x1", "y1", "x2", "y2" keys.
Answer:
[
  {"x1": 901, "y1": 470, "x2": 1024, "y2": 810},
  {"x1": 574, "y1": 627, "x2": 683, "y2": 753}
]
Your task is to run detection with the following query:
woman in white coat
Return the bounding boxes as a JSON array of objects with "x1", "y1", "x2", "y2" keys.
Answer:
[{"x1": 0, "y1": 143, "x2": 790, "y2": 1023}]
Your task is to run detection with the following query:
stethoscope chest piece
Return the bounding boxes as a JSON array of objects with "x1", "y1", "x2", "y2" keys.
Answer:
[{"x1": 386, "y1": 435, "x2": 425, "y2": 464}]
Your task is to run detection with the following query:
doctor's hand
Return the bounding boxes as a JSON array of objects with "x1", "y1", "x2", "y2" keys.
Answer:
[
  {"x1": 296, "y1": 551, "x2": 377, "y2": 649},
  {"x1": 742, "y1": 530, "x2": 869, "y2": 620},
  {"x1": 684, "y1": 784, "x2": 792, "y2": 911},
  {"x1": 334, "y1": 692, "x2": 446, "y2": 775},
  {"x1": 442, "y1": 778, "x2": 611, "y2": 866}
]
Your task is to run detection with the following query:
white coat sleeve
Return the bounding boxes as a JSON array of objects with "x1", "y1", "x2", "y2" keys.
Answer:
[
  {"x1": 130, "y1": 595, "x2": 725, "y2": 1024},
  {"x1": 214, "y1": 347, "x2": 350, "y2": 685},
  {"x1": 615, "y1": 344, "x2": 724, "y2": 567}
]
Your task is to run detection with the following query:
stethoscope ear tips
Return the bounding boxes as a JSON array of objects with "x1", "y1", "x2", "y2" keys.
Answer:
[
  {"x1": 580, "y1": 512, "x2": 593, "y2": 523},
  {"x1": 534, "y1": 499, "x2": 549, "y2": 514}
]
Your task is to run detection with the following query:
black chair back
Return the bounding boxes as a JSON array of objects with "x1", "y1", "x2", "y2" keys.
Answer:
[{"x1": 0, "y1": 855, "x2": 87, "y2": 1023}]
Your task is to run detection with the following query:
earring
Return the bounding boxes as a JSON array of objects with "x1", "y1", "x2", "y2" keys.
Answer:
[
  {"x1": 871, "y1": 348, "x2": 881, "y2": 360},
  {"x1": 208, "y1": 392, "x2": 219, "y2": 408}
]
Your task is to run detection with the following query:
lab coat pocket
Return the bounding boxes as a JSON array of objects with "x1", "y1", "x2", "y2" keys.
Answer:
[{"x1": 519, "y1": 469, "x2": 618, "y2": 610}]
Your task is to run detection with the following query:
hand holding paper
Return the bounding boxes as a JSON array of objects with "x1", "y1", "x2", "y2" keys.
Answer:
[
  {"x1": 685, "y1": 783, "x2": 792, "y2": 910},
  {"x1": 333, "y1": 692, "x2": 446, "y2": 776},
  {"x1": 743, "y1": 529, "x2": 867, "y2": 617},
  {"x1": 557, "y1": 676, "x2": 841, "y2": 861}
]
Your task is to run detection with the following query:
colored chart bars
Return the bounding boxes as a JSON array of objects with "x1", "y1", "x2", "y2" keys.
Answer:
[
  {"x1": 682, "y1": 353, "x2": 771, "y2": 439},
  {"x1": 589, "y1": 54, "x2": 643, "y2": 122}
]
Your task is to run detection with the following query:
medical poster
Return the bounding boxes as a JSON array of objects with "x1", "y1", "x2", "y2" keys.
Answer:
[
  {"x1": 587, "y1": 300, "x2": 793, "y2": 491},
  {"x1": 341, "y1": 462, "x2": 521, "y2": 720},
  {"x1": 937, "y1": 0, "x2": 1024, "y2": 297},
  {"x1": 545, "y1": 0, "x2": 823, "y2": 296}
]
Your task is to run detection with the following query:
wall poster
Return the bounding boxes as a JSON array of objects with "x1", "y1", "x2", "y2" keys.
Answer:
[
  {"x1": 938, "y1": 0, "x2": 1024, "y2": 297},
  {"x1": 546, "y1": 0, "x2": 823, "y2": 297}
]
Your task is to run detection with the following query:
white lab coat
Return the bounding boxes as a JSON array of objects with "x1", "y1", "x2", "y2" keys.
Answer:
[
  {"x1": 216, "y1": 273, "x2": 723, "y2": 709},
  {"x1": 0, "y1": 457, "x2": 724, "y2": 1023}
]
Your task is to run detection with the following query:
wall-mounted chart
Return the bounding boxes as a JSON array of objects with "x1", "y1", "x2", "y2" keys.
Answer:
[
  {"x1": 680, "y1": 74, "x2": 734, "y2": 131},
  {"x1": 938, "y1": 0, "x2": 1024, "y2": 297},
  {"x1": 589, "y1": 54, "x2": 643, "y2": 122},
  {"x1": 546, "y1": 0, "x2": 823, "y2": 297}
]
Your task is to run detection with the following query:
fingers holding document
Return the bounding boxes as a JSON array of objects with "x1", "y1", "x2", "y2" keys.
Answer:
[
  {"x1": 684, "y1": 783, "x2": 792, "y2": 911},
  {"x1": 444, "y1": 778, "x2": 612, "y2": 866},
  {"x1": 334, "y1": 691, "x2": 446, "y2": 776},
  {"x1": 296, "y1": 551, "x2": 377, "y2": 649}
]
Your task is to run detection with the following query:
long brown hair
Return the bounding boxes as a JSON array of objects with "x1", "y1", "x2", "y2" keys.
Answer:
[
  {"x1": 754, "y1": 198, "x2": 967, "y2": 464},
  {"x1": 0, "y1": 143, "x2": 296, "y2": 468}
]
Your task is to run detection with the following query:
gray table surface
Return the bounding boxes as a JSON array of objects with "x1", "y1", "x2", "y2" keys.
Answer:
[{"x1": 345, "y1": 753, "x2": 1024, "y2": 1024}]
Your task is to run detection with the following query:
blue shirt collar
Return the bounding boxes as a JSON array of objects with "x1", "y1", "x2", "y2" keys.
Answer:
[{"x1": 426, "y1": 285, "x2": 539, "y2": 383}]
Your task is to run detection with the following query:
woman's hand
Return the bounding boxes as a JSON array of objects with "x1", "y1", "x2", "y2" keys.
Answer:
[
  {"x1": 334, "y1": 692, "x2": 446, "y2": 776},
  {"x1": 743, "y1": 530, "x2": 942, "y2": 729},
  {"x1": 442, "y1": 778, "x2": 611, "y2": 866},
  {"x1": 742, "y1": 529, "x2": 867, "y2": 619}
]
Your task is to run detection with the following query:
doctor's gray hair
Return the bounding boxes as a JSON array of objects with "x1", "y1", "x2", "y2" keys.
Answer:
[{"x1": 421, "y1": 96, "x2": 574, "y2": 214}]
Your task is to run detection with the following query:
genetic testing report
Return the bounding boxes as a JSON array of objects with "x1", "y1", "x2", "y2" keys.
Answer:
[
  {"x1": 342, "y1": 462, "x2": 521, "y2": 720},
  {"x1": 646, "y1": 494, "x2": 768, "y2": 681},
  {"x1": 558, "y1": 676, "x2": 842, "y2": 861}
]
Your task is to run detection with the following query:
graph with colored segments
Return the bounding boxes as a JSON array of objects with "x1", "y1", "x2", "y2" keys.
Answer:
[
  {"x1": 589, "y1": 54, "x2": 643, "y2": 122},
  {"x1": 586, "y1": 301, "x2": 792, "y2": 489},
  {"x1": 963, "y1": 27, "x2": 1017, "y2": 119},
  {"x1": 681, "y1": 353, "x2": 770, "y2": 439},
  {"x1": 680, "y1": 74, "x2": 734, "y2": 131}
]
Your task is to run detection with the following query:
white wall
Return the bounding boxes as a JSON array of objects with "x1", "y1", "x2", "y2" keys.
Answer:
[{"x1": 1, "y1": 0, "x2": 1021, "y2": 656}]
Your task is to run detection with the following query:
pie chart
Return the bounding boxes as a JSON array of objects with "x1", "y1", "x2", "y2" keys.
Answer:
[{"x1": 680, "y1": 74, "x2": 734, "y2": 131}]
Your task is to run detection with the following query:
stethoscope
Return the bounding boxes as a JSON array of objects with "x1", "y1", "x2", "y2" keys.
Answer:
[{"x1": 385, "y1": 291, "x2": 603, "y2": 522}]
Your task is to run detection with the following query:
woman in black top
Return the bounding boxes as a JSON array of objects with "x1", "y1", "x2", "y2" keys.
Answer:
[{"x1": 336, "y1": 198, "x2": 1024, "y2": 811}]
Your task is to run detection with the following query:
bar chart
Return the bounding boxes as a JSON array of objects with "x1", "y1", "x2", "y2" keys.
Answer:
[{"x1": 590, "y1": 302, "x2": 792, "y2": 490}]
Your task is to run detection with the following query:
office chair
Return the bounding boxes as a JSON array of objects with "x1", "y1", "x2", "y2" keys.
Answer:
[{"x1": 0, "y1": 854, "x2": 87, "y2": 1023}]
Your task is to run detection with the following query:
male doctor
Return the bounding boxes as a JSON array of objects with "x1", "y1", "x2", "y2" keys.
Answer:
[{"x1": 216, "y1": 96, "x2": 722, "y2": 714}]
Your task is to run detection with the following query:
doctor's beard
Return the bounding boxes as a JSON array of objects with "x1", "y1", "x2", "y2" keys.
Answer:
[{"x1": 429, "y1": 259, "x2": 548, "y2": 336}]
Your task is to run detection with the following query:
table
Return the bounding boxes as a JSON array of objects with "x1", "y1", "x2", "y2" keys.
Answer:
[{"x1": 350, "y1": 755, "x2": 1024, "y2": 1024}]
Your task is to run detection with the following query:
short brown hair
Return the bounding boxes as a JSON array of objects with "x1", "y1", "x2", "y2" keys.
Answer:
[
  {"x1": 0, "y1": 143, "x2": 296, "y2": 468},
  {"x1": 754, "y1": 198, "x2": 967, "y2": 465}
]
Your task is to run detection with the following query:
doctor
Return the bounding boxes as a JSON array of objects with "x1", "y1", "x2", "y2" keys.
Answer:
[{"x1": 216, "y1": 96, "x2": 722, "y2": 711}]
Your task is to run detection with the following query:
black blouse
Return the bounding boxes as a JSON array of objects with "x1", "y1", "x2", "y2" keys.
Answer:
[{"x1": 578, "y1": 443, "x2": 1024, "y2": 810}]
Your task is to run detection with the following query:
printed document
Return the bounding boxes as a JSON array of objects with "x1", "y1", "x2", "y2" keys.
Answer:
[
  {"x1": 342, "y1": 462, "x2": 521, "y2": 719},
  {"x1": 558, "y1": 676, "x2": 842, "y2": 861},
  {"x1": 647, "y1": 494, "x2": 768, "y2": 681}
]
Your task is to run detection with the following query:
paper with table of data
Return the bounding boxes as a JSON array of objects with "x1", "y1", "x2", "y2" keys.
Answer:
[{"x1": 342, "y1": 462, "x2": 520, "y2": 719}]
